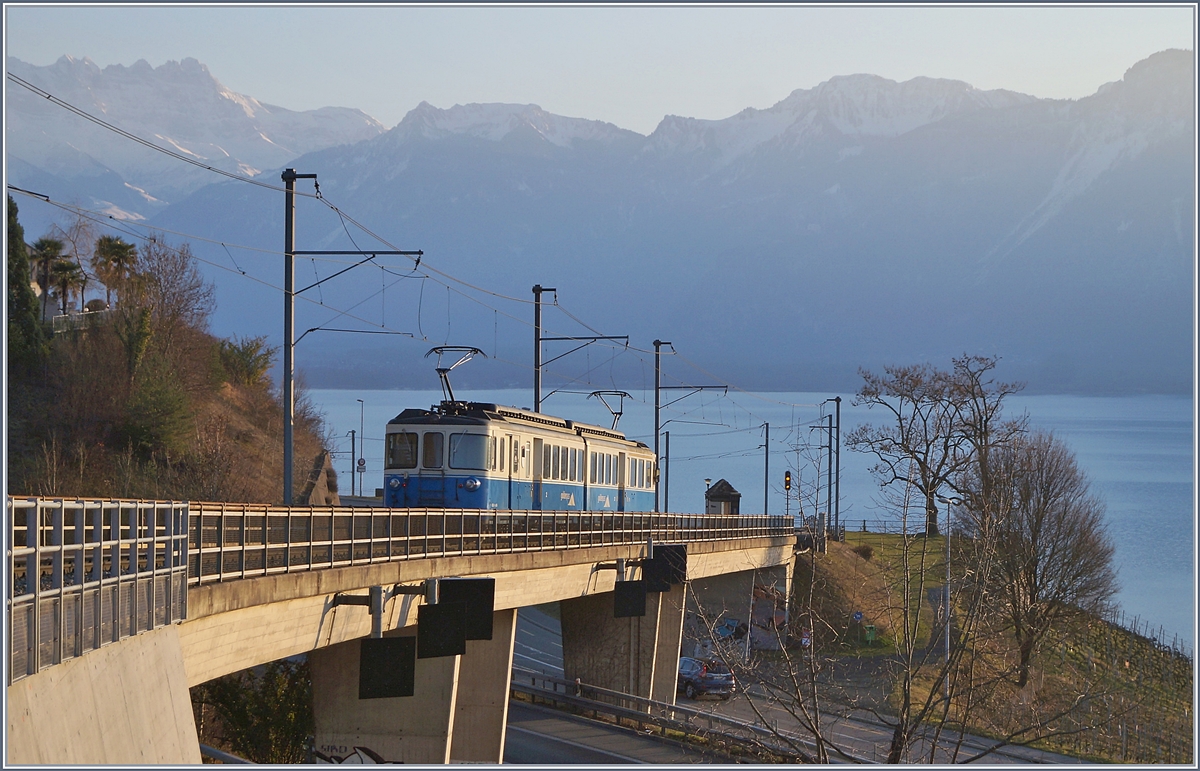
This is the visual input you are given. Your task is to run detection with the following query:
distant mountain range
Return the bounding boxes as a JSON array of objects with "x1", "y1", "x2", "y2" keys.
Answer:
[{"x1": 6, "y1": 51, "x2": 1193, "y2": 395}]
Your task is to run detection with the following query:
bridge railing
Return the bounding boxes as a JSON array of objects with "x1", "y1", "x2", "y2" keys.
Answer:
[
  {"x1": 189, "y1": 504, "x2": 793, "y2": 585},
  {"x1": 7, "y1": 497, "x2": 189, "y2": 685}
]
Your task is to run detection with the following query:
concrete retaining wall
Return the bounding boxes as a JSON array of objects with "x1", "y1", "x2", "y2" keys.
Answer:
[{"x1": 6, "y1": 624, "x2": 200, "y2": 765}]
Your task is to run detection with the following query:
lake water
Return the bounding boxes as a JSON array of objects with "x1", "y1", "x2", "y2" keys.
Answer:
[{"x1": 308, "y1": 387, "x2": 1194, "y2": 651}]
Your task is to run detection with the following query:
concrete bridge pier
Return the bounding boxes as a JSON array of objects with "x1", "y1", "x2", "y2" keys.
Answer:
[
  {"x1": 309, "y1": 608, "x2": 518, "y2": 764},
  {"x1": 560, "y1": 582, "x2": 686, "y2": 704},
  {"x1": 685, "y1": 564, "x2": 793, "y2": 658},
  {"x1": 450, "y1": 608, "x2": 518, "y2": 763}
]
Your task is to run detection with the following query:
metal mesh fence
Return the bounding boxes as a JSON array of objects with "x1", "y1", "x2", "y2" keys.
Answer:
[{"x1": 7, "y1": 498, "x2": 188, "y2": 685}]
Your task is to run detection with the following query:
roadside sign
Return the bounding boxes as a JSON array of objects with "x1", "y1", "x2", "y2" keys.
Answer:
[
  {"x1": 853, "y1": 611, "x2": 863, "y2": 622},
  {"x1": 357, "y1": 458, "x2": 367, "y2": 469}
]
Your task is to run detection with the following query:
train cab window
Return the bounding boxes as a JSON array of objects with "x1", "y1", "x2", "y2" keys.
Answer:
[
  {"x1": 488, "y1": 436, "x2": 497, "y2": 470},
  {"x1": 387, "y1": 433, "x2": 418, "y2": 469},
  {"x1": 449, "y1": 433, "x2": 488, "y2": 470},
  {"x1": 422, "y1": 432, "x2": 444, "y2": 468}
]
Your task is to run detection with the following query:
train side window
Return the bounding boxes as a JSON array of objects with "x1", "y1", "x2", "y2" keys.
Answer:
[
  {"x1": 561, "y1": 446, "x2": 569, "y2": 480},
  {"x1": 515, "y1": 440, "x2": 522, "y2": 474},
  {"x1": 423, "y1": 432, "x2": 444, "y2": 469},
  {"x1": 589, "y1": 452, "x2": 596, "y2": 484},
  {"x1": 552, "y1": 445, "x2": 561, "y2": 480},
  {"x1": 488, "y1": 436, "x2": 497, "y2": 470},
  {"x1": 387, "y1": 432, "x2": 418, "y2": 469},
  {"x1": 543, "y1": 444, "x2": 552, "y2": 480},
  {"x1": 605, "y1": 454, "x2": 613, "y2": 485},
  {"x1": 499, "y1": 438, "x2": 507, "y2": 471},
  {"x1": 569, "y1": 448, "x2": 578, "y2": 482}
]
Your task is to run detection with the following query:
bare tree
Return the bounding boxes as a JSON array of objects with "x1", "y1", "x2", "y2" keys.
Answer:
[
  {"x1": 124, "y1": 235, "x2": 215, "y2": 355},
  {"x1": 847, "y1": 362, "x2": 969, "y2": 536},
  {"x1": 966, "y1": 431, "x2": 1118, "y2": 688},
  {"x1": 49, "y1": 212, "x2": 98, "y2": 308}
]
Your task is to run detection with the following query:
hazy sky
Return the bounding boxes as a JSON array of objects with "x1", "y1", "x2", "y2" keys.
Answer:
[{"x1": 5, "y1": 5, "x2": 1196, "y2": 135}]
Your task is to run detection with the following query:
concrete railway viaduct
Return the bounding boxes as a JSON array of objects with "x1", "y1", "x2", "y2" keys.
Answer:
[{"x1": 5, "y1": 497, "x2": 795, "y2": 764}]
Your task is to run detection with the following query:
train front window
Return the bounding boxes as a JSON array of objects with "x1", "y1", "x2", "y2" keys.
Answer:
[
  {"x1": 423, "y1": 432, "x2": 444, "y2": 468},
  {"x1": 449, "y1": 433, "x2": 488, "y2": 470},
  {"x1": 387, "y1": 433, "x2": 418, "y2": 469}
]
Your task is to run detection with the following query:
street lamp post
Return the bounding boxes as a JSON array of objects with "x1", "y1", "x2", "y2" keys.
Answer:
[
  {"x1": 937, "y1": 494, "x2": 962, "y2": 703},
  {"x1": 347, "y1": 430, "x2": 356, "y2": 496}
]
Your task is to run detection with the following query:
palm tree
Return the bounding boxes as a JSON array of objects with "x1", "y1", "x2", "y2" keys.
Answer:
[
  {"x1": 92, "y1": 235, "x2": 138, "y2": 307},
  {"x1": 49, "y1": 259, "x2": 87, "y2": 316},
  {"x1": 31, "y1": 237, "x2": 65, "y2": 320}
]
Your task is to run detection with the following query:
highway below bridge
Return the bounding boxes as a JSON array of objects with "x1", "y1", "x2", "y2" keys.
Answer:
[
  {"x1": 508, "y1": 605, "x2": 1085, "y2": 764},
  {"x1": 6, "y1": 497, "x2": 792, "y2": 765}
]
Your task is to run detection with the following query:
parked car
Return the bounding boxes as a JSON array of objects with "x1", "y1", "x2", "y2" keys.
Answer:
[{"x1": 677, "y1": 656, "x2": 734, "y2": 700}]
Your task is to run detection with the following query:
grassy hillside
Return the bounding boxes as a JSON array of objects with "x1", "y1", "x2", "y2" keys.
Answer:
[
  {"x1": 792, "y1": 536, "x2": 1193, "y2": 763},
  {"x1": 6, "y1": 232, "x2": 330, "y2": 504}
]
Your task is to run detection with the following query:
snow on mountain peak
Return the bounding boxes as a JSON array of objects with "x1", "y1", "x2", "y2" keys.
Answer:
[
  {"x1": 6, "y1": 54, "x2": 386, "y2": 205},
  {"x1": 392, "y1": 101, "x2": 637, "y2": 147},
  {"x1": 644, "y1": 71, "x2": 1037, "y2": 165},
  {"x1": 784, "y1": 73, "x2": 1034, "y2": 137}
]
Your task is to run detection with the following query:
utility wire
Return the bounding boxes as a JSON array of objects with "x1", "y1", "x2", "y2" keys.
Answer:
[
  {"x1": 9, "y1": 187, "x2": 425, "y2": 343},
  {"x1": 7, "y1": 73, "x2": 315, "y2": 197},
  {"x1": 8, "y1": 79, "x2": 831, "y2": 419}
]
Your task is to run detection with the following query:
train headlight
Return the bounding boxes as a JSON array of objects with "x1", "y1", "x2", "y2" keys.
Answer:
[
  {"x1": 388, "y1": 477, "x2": 401, "y2": 489},
  {"x1": 463, "y1": 477, "x2": 481, "y2": 492}
]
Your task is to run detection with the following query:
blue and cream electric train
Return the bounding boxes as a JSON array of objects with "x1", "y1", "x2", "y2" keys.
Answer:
[{"x1": 383, "y1": 400, "x2": 656, "y2": 511}]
